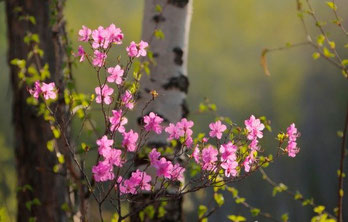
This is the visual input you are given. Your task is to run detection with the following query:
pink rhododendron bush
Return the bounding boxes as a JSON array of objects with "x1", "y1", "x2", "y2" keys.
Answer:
[{"x1": 25, "y1": 24, "x2": 300, "y2": 221}]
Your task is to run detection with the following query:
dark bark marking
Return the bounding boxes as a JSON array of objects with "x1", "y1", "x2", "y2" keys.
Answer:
[
  {"x1": 173, "y1": 47, "x2": 183, "y2": 65},
  {"x1": 153, "y1": 52, "x2": 159, "y2": 58},
  {"x1": 144, "y1": 88, "x2": 151, "y2": 93},
  {"x1": 181, "y1": 99, "x2": 189, "y2": 118},
  {"x1": 150, "y1": 78, "x2": 156, "y2": 82},
  {"x1": 162, "y1": 74, "x2": 189, "y2": 93},
  {"x1": 153, "y1": 14, "x2": 166, "y2": 23},
  {"x1": 168, "y1": 0, "x2": 189, "y2": 8}
]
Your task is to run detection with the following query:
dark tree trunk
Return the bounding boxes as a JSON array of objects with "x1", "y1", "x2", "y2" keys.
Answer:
[{"x1": 6, "y1": 0, "x2": 69, "y2": 221}]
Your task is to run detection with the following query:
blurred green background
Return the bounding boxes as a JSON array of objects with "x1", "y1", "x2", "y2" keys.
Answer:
[{"x1": 1, "y1": 0, "x2": 348, "y2": 221}]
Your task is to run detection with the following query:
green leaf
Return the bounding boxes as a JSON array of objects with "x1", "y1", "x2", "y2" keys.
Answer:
[
  {"x1": 235, "y1": 197, "x2": 245, "y2": 204},
  {"x1": 57, "y1": 152, "x2": 65, "y2": 164},
  {"x1": 28, "y1": 16, "x2": 36, "y2": 25},
  {"x1": 317, "y1": 35, "x2": 325, "y2": 47},
  {"x1": 341, "y1": 60, "x2": 348, "y2": 66},
  {"x1": 294, "y1": 191, "x2": 303, "y2": 200},
  {"x1": 326, "y1": 2, "x2": 337, "y2": 11},
  {"x1": 46, "y1": 140, "x2": 55, "y2": 152},
  {"x1": 155, "y1": 4, "x2": 162, "y2": 12},
  {"x1": 250, "y1": 208, "x2": 260, "y2": 217},
  {"x1": 313, "y1": 205, "x2": 325, "y2": 214},
  {"x1": 154, "y1": 29, "x2": 165, "y2": 39},
  {"x1": 198, "y1": 205, "x2": 208, "y2": 218},
  {"x1": 214, "y1": 193, "x2": 224, "y2": 207},
  {"x1": 312, "y1": 52, "x2": 320, "y2": 60},
  {"x1": 281, "y1": 213, "x2": 289, "y2": 222},
  {"x1": 323, "y1": 47, "x2": 335, "y2": 58},
  {"x1": 227, "y1": 215, "x2": 246, "y2": 222},
  {"x1": 52, "y1": 127, "x2": 61, "y2": 139}
]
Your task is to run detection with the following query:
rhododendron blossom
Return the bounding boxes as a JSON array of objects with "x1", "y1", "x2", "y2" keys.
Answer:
[
  {"x1": 219, "y1": 142, "x2": 237, "y2": 162},
  {"x1": 122, "y1": 130, "x2": 138, "y2": 152},
  {"x1": 41, "y1": 82, "x2": 57, "y2": 100},
  {"x1": 109, "y1": 110, "x2": 128, "y2": 132},
  {"x1": 243, "y1": 150, "x2": 257, "y2": 172},
  {"x1": 119, "y1": 170, "x2": 151, "y2": 195},
  {"x1": 121, "y1": 90, "x2": 134, "y2": 110},
  {"x1": 165, "y1": 123, "x2": 185, "y2": 140},
  {"x1": 92, "y1": 161, "x2": 114, "y2": 182},
  {"x1": 97, "y1": 135, "x2": 113, "y2": 154},
  {"x1": 209, "y1": 120, "x2": 227, "y2": 139},
  {"x1": 201, "y1": 146, "x2": 218, "y2": 171},
  {"x1": 78, "y1": 25, "x2": 91, "y2": 42},
  {"x1": 286, "y1": 123, "x2": 300, "y2": 157},
  {"x1": 221, "y1": 160, "x2": 238, "y2": 177},
  {"x1": 126, "y1": 41, "x2": 148, "y2": 57},
  {"x1": 245, "y1": 115, "x2": 265, "y2": 151},
  {"x1": 107, "y1": 65, "x2": 124, "y2": 85},
  {"x1": 95, "y1": 84, "x2": 114, "y2": 105},
  {"x1": 92, "y1": 50, "x2": 107, "y2": 67},
  {"x1": 28, "y1": 81, "x2": 42, "y2": 99},
  {"x1": 77, "y1": 45, "x2": 86, "y2": 62},
  {"x1": 143, "y1": 112, "x2": 163, "y2": 134}
]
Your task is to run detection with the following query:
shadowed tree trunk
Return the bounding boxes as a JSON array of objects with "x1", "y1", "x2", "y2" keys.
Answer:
[
  {"x1": 132, "y1": 0, "x2": 193, "y2": 221},
  {"x1": 6, "y1": 0, "x2": 70, "y2": 221}
]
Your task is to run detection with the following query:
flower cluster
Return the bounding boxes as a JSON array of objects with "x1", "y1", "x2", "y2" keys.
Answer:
[
  {"x1": 149, "y1": 149, "x2": 185, "y2": 181},
  {"x1": 244, "y1": 115, "x2": 265, "y2": 151},
  {"x1": 28, "y1": 81, "x2": 57, "y2": 100},
  {"x1": 118, "y1": 170, "x2": 151, "y2": 195},
  {"x1": 165, "y1": 118, "x2": 194, "y2": 147},
  {"x1": 76, "y1": 24, "x2": 148, "y2": 108},
  {"x1": 286, "y1": 123, "x2": 300, "y2": 157}
]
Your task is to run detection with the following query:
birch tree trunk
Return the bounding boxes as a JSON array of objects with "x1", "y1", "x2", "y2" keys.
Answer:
[
  {"x1": 132, "y1": 0, "x2": 193, "y2": 221},
  {"x1": 6, "y1": 1, "x2": 70, "y2": 221}
]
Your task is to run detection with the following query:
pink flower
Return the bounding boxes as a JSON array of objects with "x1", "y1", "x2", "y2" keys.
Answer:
[
  {"x1": 120, "y1": 179, "x2": 137, "y2": 194},
  {"x1": 243, "y1": 151, "x2": 257, "y2": 172},
  {"x1": 41, "y1": 82, "x2": 57, "y2": 100},
  {"x1": 105, "y1": 148, "x2": 123, "y2": 167},
  {"x1": 165, "y1": 123, "x2": 185, "y2": 140},
  {"x1": 245, "y1": 115, "x2": 265, "y2": 140},
  {"x1": 221, "y1": 160, "x2": 238, "y2": 177},
  {"x1": 119, "y1": 170, "x2": 151, "y2": 195},
  {"x1": 121, "y1": 90, "x2": 134, "y2": 110},
  {"x1": 122, "y1": 130, "x2": 138, "y2": 152},
  {"x1": 219, "y1": 142, "x2": 237, "y2": 162},
  {"x1": 171, "y1": 163, "x2": 185, "y2": 181},
  {"x1": 105, "y1": 24, "x2": 123, "y2": 46},
  {"x1": 92, "y1": 26, "x2": 107, "y2": 49},
  {"x1": 92, "y1": 50, "x2": 107, "y2": 67},
  {"x1": 192, "y1": 146, "x2": 201, "y2": 164},
  {"x1": 201, "y1": 146, "x2": 218, "y2": 171},
  {"x1": 78, "y1": 25, "x2": 91, "y2": 42},
  {"x1": 126, "y1": 40, "x2": 149, "y2": 57},
  {"x1": 177, "y1": 118, "x2": 194, "y2": 137},
  {"x1": 77, "y1": 45, "x2": 86, "y2": 62},
  {"x1": 92, "y1": 161, "x2": 114, "y2": 182},
  {"x1": 28, "y1": 81, "x2": 42, "y2": 99},
  {"x1": 130, "y1": 169, "x2": 152, "y2": 191},
  {"x1": 286, "y1": 123, "x2": 300, "y2": 157},
  {"x1": 95, "y1": 84, "x2": 114, "y2": 105},
  {"x1": 109, "y1": 110, "x2": 128, "y2": 133},
  {"x1": 143, "y1": 112, "x2": 163, "y2": 134},
  {"x1": 209, "y1": 120, "x2": 226, "y2": 139},
  {"x1": 155, "y1": 157, "x2": 173, "y2": 179},
  {"x1": 107, "y1": 65, "x2": 124, "y2": 85},
  {"x1": 149, "y1": 148, "x2": 161, "y2": 166},
  {"x1": 97, "y1": 135, "x2": 113, "y2": 156}
]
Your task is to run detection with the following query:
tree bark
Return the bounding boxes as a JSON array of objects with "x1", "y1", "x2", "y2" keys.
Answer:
[
  {"x1": 132, "y1": 0, "x2": 193, "y2": 221},
  {"x1": 6, "y1": 0, "x2": 69, "y2": 221}
]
